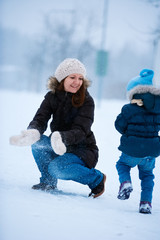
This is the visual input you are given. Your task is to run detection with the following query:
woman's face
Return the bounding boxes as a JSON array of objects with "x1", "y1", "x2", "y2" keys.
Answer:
[{"x1": 64, "y1": 74, "x2": 83, "y2": 93}]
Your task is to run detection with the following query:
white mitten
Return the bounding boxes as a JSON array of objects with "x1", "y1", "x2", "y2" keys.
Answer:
[
  {"x1": 51, "y1": 131, "x2": 66, "y2": 155},
  {"x1": 158, "y1": 131, "x2": 160, "y2": 137},
  {"x1": 9, "y1": 129, "x2": 40, "y2": 146}
]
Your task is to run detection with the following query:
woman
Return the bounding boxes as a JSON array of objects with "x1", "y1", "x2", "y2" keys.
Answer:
[{"x1": 10, "y1": 58, "x2": 106, "y2": 198}]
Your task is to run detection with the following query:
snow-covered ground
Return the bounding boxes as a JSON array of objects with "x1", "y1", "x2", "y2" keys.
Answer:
[{"x1": 0, "y1": 90, "x2": 160, "y2": 240}]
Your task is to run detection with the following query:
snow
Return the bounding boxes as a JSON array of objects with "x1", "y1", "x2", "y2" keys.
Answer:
[{"x1": 0, "y1": 90, "x2": 160, "y2": 240}]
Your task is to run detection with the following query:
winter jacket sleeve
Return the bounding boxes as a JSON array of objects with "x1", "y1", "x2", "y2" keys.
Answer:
[
  {"x1": 27, "y1": 92, "x2": 53, "y2": 134},
  {"x1": 60, "y1": 94, "x2": 95, "y2": 146},
  {"x1": 115, "y1": 105, "x2": 129, "y2": 134}
]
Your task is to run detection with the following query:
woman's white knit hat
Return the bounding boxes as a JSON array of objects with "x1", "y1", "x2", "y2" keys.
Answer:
[{"x1": 55, "y1": 58, "x2": 87, "y2": 82}]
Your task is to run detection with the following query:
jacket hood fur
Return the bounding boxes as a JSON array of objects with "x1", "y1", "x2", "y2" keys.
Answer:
[
  {"x1": 47, "y1": 76, "x2": 91, "y2": 93},
  {"x1": 127, "y1": 85, "x2": 160, "y2": 100}
]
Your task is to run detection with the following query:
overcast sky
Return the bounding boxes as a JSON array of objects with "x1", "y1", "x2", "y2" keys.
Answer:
[{"x1": 0, "y1": 0, "x2": 159, "y2": 52}]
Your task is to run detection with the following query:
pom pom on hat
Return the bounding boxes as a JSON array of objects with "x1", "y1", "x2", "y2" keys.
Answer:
[
  {"x1": 55, "y1": 58, "x2": 87, "y2": 82},
  {"x1": 127, "y1": 69, "x2": 154, "y2": 91},
  {"x1": 127, "y1": 69, "x2": 154, "y2": 100}
]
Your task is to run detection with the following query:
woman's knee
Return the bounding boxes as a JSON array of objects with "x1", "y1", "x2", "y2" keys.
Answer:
[{"x1": 32, "y1": 135, "x2": 50, "y2": 151}]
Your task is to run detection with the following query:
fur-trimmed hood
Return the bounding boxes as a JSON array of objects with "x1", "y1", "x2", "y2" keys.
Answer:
[
  {"x1": 129, "y1": 86, "x2": 160, "y2": 113},
  {"x1": 47, "y1": 76, "x2": 91, "y2": 93},
  {"x1": 127, "y1": 85, "x2": 160, "y2": 101}
]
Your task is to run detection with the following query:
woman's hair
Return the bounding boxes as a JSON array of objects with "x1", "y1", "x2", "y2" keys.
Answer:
[{"x1": 48, "y1": 76, "x2": 90, "y2": 107}]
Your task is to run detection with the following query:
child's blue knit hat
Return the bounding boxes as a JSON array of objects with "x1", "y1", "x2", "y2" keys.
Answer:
[{"x1": 127, "y1": 69, "x2": 154, "y2": 100}]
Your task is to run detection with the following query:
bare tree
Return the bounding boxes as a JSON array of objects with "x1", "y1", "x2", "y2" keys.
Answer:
[
  {"x1": 139, "y1": 0, "x2": 160, "y2": 85},
  {"x1": 27, "y1": 9, "x2": 97, "y2": 92}
]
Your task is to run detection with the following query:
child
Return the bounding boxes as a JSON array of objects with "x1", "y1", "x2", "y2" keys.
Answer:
[{"x1": 115, "y1": 69, "x2": 160, "y2": 214}]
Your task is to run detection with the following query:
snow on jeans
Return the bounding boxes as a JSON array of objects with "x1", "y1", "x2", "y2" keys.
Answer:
[
  {"x1": 31, "y1": 135, "x2": 103, "y2": 190},
  {"x1": 116, "y1": 153, "x2": 155, "y2": 203}
]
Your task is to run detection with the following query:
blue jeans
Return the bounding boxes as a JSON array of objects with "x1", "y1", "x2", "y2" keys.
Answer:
[
  {"x1": 116, "y1": 153, "x2": 155, "y2": 202},
  {"x1": 31, "y1": 135, "x2": 103, "y2": 190}
]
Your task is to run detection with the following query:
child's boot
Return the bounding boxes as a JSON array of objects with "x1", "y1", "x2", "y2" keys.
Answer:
[
  {"x1": 139, "y1": 201, "x2": 152, "y2": 214},
  {"x1": 117, "y1": 181, "x2": 133, "y2": 200}
]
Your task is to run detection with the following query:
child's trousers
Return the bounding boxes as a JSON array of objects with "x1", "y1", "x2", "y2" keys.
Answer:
[{"x1": 116, "y1": 152, "x2": 155, "y2": 203}]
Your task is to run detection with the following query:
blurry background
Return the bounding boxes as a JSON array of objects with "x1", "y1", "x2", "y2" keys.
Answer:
[{"x1": 0, "y1": 0, "x2": 160, "y2": 100}]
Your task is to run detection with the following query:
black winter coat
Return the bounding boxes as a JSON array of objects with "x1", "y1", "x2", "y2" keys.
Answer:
[
  {"x1": 115, "y1": 92, "x2": 160, "y2": 158},
  {"x1": 28, "y1": 90, "x2": 99, "y2": 168}
]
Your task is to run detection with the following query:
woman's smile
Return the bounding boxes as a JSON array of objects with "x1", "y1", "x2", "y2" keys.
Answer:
[{"x1": 64, "y1": 74, "x2": 83, "y2": 93}]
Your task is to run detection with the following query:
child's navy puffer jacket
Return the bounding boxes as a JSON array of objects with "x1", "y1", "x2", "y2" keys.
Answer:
[{"x1": 115, "y1": 92, "x2": 160, "y2": 158}]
